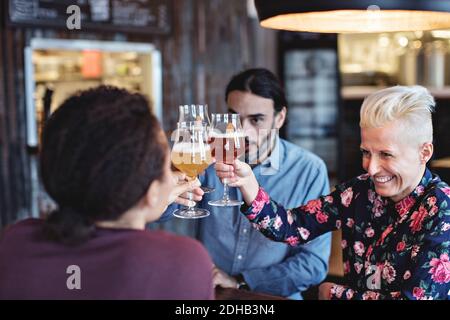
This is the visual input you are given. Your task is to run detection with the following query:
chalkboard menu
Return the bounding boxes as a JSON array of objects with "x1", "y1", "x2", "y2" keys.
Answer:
[{"x1": 7, "y1": 0, "x2": 172, "y2": 35}]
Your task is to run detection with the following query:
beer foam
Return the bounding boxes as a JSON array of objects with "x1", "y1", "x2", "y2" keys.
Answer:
[
  {"x1": 209, "y1": 132, "x2": 245, "y2": 138},
  {"x1": 172, "y1": 142, "x2": 210, "y2": 152}
]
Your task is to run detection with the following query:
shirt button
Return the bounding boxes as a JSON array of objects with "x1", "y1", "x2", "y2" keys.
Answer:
[
  {"x1": 237, "y1": 255, "x2": 243, "y2": 260},
  {"x1": 243, "y1": 229, "x2": 248, "y2": 234}
]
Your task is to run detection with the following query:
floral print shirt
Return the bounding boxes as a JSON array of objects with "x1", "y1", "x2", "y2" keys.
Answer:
[{"x1": 241, "y1": 168, "x2": 450, "y2": 300}]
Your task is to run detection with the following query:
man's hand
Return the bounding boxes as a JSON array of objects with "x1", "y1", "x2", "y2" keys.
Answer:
[
  {"x1": 214, "y1": 159, "x2": 259, "y2": 205},
  {"x1": 212, "y1": 266, "x2": 238, "y2": 289},
  {"x1": 168, "y1": 171, "x2": 204, "y2": 207},
  {"x1": 318, "y1": 282, "x2": 335, "y2": 300}
]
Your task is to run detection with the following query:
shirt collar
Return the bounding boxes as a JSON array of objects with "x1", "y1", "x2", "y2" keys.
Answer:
[
  {"x1": 393, "y1": 168, "x2": 435, "y2": 217},
  {"x1": 259, "y1": 135, "x2": 284, "y2": 175}
]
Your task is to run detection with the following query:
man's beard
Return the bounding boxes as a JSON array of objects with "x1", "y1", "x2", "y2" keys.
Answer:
[{"x1": 245, "y1": 125, "x2": 277, "y2": 166}]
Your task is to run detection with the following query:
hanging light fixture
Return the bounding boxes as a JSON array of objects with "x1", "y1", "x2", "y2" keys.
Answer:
[{"x1": 254, "y1": 0, "x2": 450, "y2": 33}]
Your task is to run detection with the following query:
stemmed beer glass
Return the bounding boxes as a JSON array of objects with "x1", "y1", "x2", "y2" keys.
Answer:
[
  {"x1": 179, "y1": 104, "x2": 211, "y2": 125},
  {"x1": 178, "y1": 104, "x2": 215, "y2": 193},
  {"x1": 171, "y1": 121, "x2": 212, "y2": 218},
  {"x1": 208, "y1": 113, "x2": 245, "y2": 207}
]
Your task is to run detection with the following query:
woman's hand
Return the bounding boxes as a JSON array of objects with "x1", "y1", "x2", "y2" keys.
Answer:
[
  {"x1": 214, "y1": 159, "x2": 259, "y2": 205},
  {"x1": 318, "y1": 282, "x2": 335, "y2": 300},
  {"x1": 168, "y1": 171, "x2": 204, "y2": 207}
]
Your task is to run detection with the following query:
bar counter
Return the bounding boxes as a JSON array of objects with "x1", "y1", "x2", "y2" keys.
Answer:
[{"x1": 215, "y1": 287, "x2": 288, "y2": 300}]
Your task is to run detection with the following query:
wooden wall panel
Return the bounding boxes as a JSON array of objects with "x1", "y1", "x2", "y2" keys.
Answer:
[
  {"x1": 0, "y1": 24, "x2": 32, "y2": 227},
  {"x1": 0, "y1": 8, "x2": 9, "y2": 227}
]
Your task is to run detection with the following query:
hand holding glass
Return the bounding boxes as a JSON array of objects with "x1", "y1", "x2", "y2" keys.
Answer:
[
  {"x1": 178, "y1": 104, "x2": 215, "y2": 194},
  {"x1": 171, "y1": 122, "x2": 212, "y2": 218},
  {"x1": 208, "y1": 113, "x2": 245, "y2": 207}
]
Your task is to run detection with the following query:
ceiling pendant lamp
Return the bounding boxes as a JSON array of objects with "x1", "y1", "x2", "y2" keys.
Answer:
[{"x1": 254, "y1": 0, "x2": 450, "y2": 33}]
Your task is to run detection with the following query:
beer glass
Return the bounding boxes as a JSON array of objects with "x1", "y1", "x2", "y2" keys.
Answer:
[
  {"x1": 178, "y1": 104, "x2": 211, "y2": 126},
  {"x1": 208, "y1": 113, "x2": 245, "y2": 207},
  {"x1": 171, "y1": 121, "x2": 212, "y2": 218},
  {"x1": 178, "y1": 104, "x2": 215, "y2": 193}
]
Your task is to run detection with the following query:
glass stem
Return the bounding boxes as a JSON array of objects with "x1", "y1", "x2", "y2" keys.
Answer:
[
  {"x1": 222, "y1": 178, "x2": 230, "y2": 202},
  {"x1": 187, "y1": 191, "x2": 195, "y2": 211}
]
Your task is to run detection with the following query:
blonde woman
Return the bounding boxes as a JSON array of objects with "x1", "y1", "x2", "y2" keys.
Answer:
[{"x1": 214, "y1": 86, "x2": 450, "y2": 300}]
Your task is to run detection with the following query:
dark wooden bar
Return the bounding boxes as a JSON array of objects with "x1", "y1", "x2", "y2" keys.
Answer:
[{"x1": 215, "y1": 287, "x2": 287, "y2": 301}]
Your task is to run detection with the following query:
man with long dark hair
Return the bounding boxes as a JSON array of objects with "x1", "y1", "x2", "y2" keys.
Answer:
[{"x1": 167, "y1": 68, "x2": 332, "y2": 299}]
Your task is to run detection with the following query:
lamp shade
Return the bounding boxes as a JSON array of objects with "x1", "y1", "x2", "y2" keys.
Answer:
[{"x1": 254, "y1": 0, "x2": 450, "y2": 33}]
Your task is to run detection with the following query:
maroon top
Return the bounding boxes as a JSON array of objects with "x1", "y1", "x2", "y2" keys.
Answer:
[{"x1": 0, "y1": 218, "x2": 214, "y2": 300}]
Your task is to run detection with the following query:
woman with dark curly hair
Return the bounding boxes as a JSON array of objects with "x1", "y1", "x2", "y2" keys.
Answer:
[{"x1": 0, "y1": 86, "x2": 213, "y2": 299}]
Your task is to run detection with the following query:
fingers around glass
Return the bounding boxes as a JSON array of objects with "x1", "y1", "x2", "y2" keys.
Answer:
[
  {"x1": 171, "y1": 121, "x2": 213, "y2": 218},
  {"x1": 208, "y1": 113, "x2": 244, "y2": 207}
]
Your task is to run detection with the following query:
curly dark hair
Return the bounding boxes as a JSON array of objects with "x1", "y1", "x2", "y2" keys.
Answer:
[
  {"x1": 225, "y1": 68, "x2": 288, "y2": 113},
  {"x1": 40, "y1": 86, "x2": 167, "y2": 245}
]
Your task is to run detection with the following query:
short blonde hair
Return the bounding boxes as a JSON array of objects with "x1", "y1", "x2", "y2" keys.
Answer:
[{"x1": 360, "y1": 85, "x2": 435, "y2": 145}]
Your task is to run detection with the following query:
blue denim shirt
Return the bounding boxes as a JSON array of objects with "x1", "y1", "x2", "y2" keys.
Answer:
[{"x1": 160, "y1": 137, "x2": 331, "y2": 299}]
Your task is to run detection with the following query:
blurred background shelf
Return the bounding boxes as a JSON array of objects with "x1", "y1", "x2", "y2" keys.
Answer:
[
  {"x1": 431, "y1": 157, "x2": 450, "y2": 168},
  {"x1": 342, "y1": 86, "x2": 450, "y2": 100}
]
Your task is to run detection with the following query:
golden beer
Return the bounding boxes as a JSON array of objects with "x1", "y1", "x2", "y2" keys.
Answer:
[{"x1": 171, "y1": 143, "x2": 212, "y2": 178}]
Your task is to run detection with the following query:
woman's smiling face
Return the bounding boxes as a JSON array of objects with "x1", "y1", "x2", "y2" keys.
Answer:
[{"x1": 360, "y1": 119, "x2": 433, "y2": 203}]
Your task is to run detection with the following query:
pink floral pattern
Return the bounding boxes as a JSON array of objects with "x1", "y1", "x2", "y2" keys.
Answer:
[
  {"x1": 396, "y1": 241, "x2": 406, "y2": 252},
  {"x1": 354, "y1": 262, "x2": 363, "y2": 274},
  {"x1": 353, "y1": 241, "x2": 365, "y2": 256},
  {"x1": 343, "y1": 261, "x2": 350, "y2": 274},
  {"x1": 330, "y1": 284, "x2": 345, "y2": 299},
  {"x1": 259, "y1": 215, "x2": 271, "y2": 229},
  {"x1": 242, "y1": 169, "x2": 450, "y2": 300},
  {"x1": 377, "y1": 225, "x2": 393, "y2": 246},
  {"x1": 285, "y1": 236, "x2": 299, "y2": 246},
  {"x1": 427, "y1": 196, "x2": 437, "y2": 206},
  {"x1": 442, "y1": 223, "x2": 450, "y2": 232},
  {"x1": 315, "y1": 211, "x2": 328, "y2": 224},
  {"x1": 441, "y1": 187, "x2": 450, "y2": 196},
  {"x1": 273, "y1": 215, "x2": 283, "y2": 231},
  {"x1": 411, "y1": 245, "x2": 420, "y2": 258},
  {"x1": 395, "y1": 196, "x2": 415, "y2": 217},
  {"x1": 371, "y1": 196, "x2": 385, "y2": 218},
  {"x1": 341, "y1": 188, "x2": 353, "y2": 208},
  {"x1": 413, "y1": 287, "x2": 425, "y2": 300},
  {"x1": 409, "y1": 206, "x2": 428, "y2": 233},
  {"x1": 304, "y1": 199, "x2": 322, "y2": 214},
  {"x1": 362, "y1": 291, "x2": 381, "y2": 300},
  {"x1": 368, "y1": 189, "x2": 376, "y2": 203},
  {"x1": 382, "y1": 262, "x2": 396, "y2": 284},
  {"x1": 287, "y1": 210, "x2": 294, "y2": 225},
  {"x1": 403, "y1": 270, "x2": 411, "y2": 280},
  {"x1": 415, "y1": 185, "x2": 425, "y2": 196},
  {"x1": 365, "y1": 227, "x2": 375, "y2": 238},
  {"x1": 298, "y1": 227, "x2": 310, "y2": 240},
  {"x1": 429, "y1": 253, "x2": 450, "y2": 284},
  {"x1": 251, "y1": 187, "x2": 270, "y2": 214},
  {"x1": 346, "y1": 289, "x2": 355, "y2": 299},
  {"x1": 346, "y1": 218, "x2": 354, "y2": 228}
]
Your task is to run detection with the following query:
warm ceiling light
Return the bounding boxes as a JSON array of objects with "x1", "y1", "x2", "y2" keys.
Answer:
[{"x1": 254, "y1": 0, "x2": 450, "y2": 33}]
